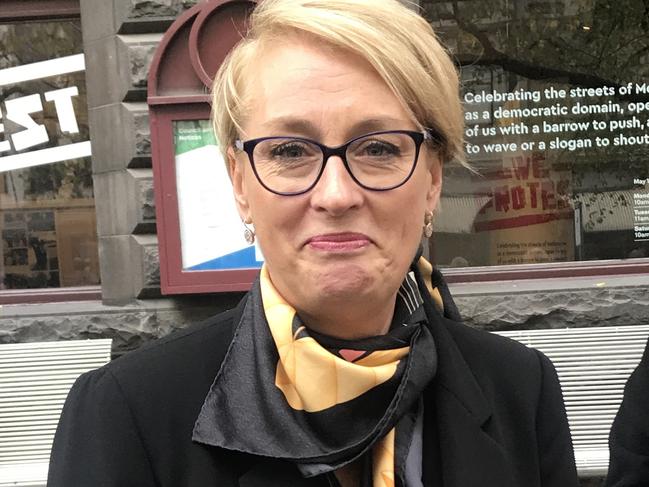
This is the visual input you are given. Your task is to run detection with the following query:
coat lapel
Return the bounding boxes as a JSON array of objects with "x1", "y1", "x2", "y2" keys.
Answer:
[{"x1": 427, "y1": 314, "x2": 518, "y2": 487}]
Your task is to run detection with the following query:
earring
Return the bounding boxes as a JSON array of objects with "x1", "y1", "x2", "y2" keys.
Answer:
[
  {"x1": 243, "y1": 221, "x2": 255, "y2": 245},
  {"x1": 423, "y1": 211, "x2": 434, "y2": 238}
]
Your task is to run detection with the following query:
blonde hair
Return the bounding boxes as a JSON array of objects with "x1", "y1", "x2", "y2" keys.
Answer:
[{"x1": 212, "y1": 0, "x2": 465, "y2": 166}]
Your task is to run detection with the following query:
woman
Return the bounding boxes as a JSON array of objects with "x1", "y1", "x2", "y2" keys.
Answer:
[
  {"x1": 48, "y1": 0, "x2": 578, "y2": 485},
  {"x1": 606, "y1": 337, "x2": 649, "y2": 486}
]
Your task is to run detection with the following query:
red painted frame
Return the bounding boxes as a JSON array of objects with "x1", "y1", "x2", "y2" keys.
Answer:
[
  {"x1": 149, "y1": 0, "x2": 259, "y2": 294},
  {"x1": 150, "y1": 104, "x2": 259, "y2": 293}
]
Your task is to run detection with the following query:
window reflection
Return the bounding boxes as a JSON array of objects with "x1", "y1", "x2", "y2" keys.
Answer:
[
  {"x1": 423, "y1": 0, "x2": 649, "y2": 267},
  {"x1": 0, "y1": 19, "x2": 98, "y2": 289}
]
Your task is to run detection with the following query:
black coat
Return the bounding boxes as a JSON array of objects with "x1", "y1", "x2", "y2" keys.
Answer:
[
  {"x1": 48, "y1": 296, "x2": 578, "y2": 487},
  {"x1": 606, "y1": 337, "x2": 649, "y2": 486}
]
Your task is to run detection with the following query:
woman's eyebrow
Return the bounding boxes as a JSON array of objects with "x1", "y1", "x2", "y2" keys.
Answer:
[
  {"x1": 260, "y1": 116, "x2": 413, "y2": 138},
  {"x1": 348, "y1": 118, "x2": 412, "y2": 135},
  {"x1": 261, "y1": 117, "x2": 319, "y2": 137}
]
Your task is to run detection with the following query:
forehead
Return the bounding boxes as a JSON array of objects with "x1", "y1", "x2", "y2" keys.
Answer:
[{"x1": 241, "y1": 36, "x2": 414, "y2": 139}]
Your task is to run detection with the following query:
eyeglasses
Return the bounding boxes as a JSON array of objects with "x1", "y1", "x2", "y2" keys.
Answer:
[{"x1": 234, "y1": 130, "x2": 433, "y2": 196}]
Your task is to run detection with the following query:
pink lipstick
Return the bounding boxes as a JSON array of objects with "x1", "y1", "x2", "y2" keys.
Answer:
[{"x1": 306, "y1": 233, "x2": 371, "y2": 251}]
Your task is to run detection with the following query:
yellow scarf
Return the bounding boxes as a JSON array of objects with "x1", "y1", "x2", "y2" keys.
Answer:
[
  {"x1": 260, "y1": 260, "x2": 440, "y2": 487},
  {"x1": 193, "y1": 257, "x2": 441, "y2": 486}
]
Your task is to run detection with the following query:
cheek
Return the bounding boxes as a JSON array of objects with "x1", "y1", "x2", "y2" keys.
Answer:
[
  {"x1": 388, "y1": 184, "x2": 430, "y2": 247},
  {"x1": 398, "y1": 212, "x2": 423, "y2": 246},
  {"x1": 248, "y1": 194, "x2": 304, "y2": 250}
]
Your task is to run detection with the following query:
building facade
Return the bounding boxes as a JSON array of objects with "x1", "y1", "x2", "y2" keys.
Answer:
[
  {"x1": 0, "y1": 2, "x2": 648, "y2": 482},
  {"x1": 0, "y1": 0, "x2": 645, "y2": 351}
]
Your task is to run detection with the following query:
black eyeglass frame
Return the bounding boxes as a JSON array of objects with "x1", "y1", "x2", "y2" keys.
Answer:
[{"x1": 234, "y1": 129, "x2": 435, "y2": 196}]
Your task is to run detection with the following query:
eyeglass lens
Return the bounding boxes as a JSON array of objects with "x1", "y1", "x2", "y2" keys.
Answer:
[{"x1": 252, "y1": 132, "x2": 417, "y2": 194}]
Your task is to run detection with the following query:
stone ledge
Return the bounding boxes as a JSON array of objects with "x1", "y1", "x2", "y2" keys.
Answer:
[
  {"x1": 90, "y1": 102, "x2": 151, "y2": 174},
  {"x1": 85, "y1": 34, "x2": 163, "y2": 107},
  {"x1": 128, "y1": 168, "x2": 157, "y2": 234},
  {"x1": 117, "y1": 34, "x2": 164, "y2": 102},
  {"x1": 115, "y1": 0, "x2": 200, "y2": 35},
  {"x1": 82, "y1": 0, "x2": 199, "y2": 42},
  {"x1": 0, "y1": 294, "x2": 243, "y2": 357},
  {"x1": 448, "y1": 273, "x2": 649, "y2": 296},
  {"x1": 94, "y1": 169, "x2": 156, "y2": 237},
  {"x1": 452, "y1": 282, "x2": 649, "y2": 331},
  {"x1": 98, "y1": 235, "x2": 134, "y2": 304},
  {"x1": 131, "y1": 234, "x2": 161, "y2": 298}
]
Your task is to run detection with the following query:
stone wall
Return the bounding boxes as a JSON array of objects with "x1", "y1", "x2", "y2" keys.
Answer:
[
  {"x1": 454, "y1": 274, "x2": 649, "y2": 331},
  {"x1": 0, "y1": 293, "x2": 243, "y2": 357},
  {"x1": 81, "y1": 0, "x2": 202, "y2": 304}
]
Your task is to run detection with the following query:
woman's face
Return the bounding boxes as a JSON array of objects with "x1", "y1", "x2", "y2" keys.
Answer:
[{"x1": 229, "y1": 37, "x2": 442, "y2": 329}]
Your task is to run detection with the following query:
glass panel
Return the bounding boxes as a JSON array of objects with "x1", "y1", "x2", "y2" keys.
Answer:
[
  {"x1": 0, "y1": 19, "x2": 99, "y2": 289},
  {"x1": 173, "y1": 119, "x2": 263, "y2": 271},
  {"x1": 423, "y1": 0, "x2": 649, "y2": 268}
]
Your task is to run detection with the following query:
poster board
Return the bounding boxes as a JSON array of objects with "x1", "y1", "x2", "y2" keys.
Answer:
[{"x1": 173, "y1": 120, "x2": 263, "y2": 271}]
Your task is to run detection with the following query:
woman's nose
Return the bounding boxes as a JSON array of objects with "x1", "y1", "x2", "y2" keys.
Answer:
[{"x1": 309, "y1": 156, "x2": 363, "y2": 215}]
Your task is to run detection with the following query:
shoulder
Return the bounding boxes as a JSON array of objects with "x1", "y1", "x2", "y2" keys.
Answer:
[
  {"x1": 444, "y1": 317, "x2": 546, "y2": 377},
  {"x1": 75, "y1": 299, "x2": 245, "y2": 407},
  {"x1": 50, "y1": 303, "x2": 247, "y2": 486},
  {"x1": 438, "y1": 317, "x2": 560, "y2": 414},
  {"x1": 110, "y1": 302, "x2": 241, "y2": 374},
  {"x1": 438, "y1": 317, "x2": 577, "y2": 481},
  {"x1": 607, "y1": 337, "x2": 649, "y2": 484}
]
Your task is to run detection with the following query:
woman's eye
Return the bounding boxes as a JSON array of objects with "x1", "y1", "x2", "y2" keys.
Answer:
[
  {"x1": 360, "y1": 141, "x2": 399, "y2": 157},
  {"x1": 270, "y1": 143, "x2": 307, "y2": 158}
]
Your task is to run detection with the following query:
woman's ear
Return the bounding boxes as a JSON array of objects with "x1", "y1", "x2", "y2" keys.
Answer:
[
  {"x1": 425, "y1": 155, "x2": 443, "y2": 213},
  {"x1": 228, "y1": 146, "x2": 252, "y2": 222}
]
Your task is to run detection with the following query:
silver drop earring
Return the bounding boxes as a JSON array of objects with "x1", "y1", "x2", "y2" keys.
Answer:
[
  {"x1": 243, "y1": 222, "x2": 256, "y2": 245},
  {"x1": 423, "y1": 212, "x2": 434, "y2": 238}
]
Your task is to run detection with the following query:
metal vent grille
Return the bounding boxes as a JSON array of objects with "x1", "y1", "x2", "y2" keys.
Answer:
[
  {"x1": 496, "y1": 325, "x2": 649, "y2": 477},
  {"x1": 0, "y1": 339, "x2": 112, "y2": 486}
]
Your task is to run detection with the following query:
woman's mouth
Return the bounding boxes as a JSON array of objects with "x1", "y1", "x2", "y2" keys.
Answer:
[{"x1": 306, "y1": 233, "x2": 372, "y2": 252}]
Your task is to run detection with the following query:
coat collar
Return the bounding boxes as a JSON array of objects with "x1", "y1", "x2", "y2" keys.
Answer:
[
  {"x1": 219, "y1": 275, "x2": 519, "y2": 486},
  {"x1": 422, "y1": 270, "x2": 519, "y2": 486}
]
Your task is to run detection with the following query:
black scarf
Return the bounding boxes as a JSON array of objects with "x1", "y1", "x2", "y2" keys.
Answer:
[{"x1": 193, "y1": 258, "x2": 443, "y2": 486}]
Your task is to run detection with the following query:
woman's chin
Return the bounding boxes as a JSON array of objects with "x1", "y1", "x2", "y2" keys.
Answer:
[{"x1": 310, "y1": 264, "x2": 374, "y2": 300}]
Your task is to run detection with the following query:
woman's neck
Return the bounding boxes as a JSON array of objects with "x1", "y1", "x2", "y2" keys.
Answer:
[{"x1": 297, "y1": 295, "x2": 396, "y2": 339}]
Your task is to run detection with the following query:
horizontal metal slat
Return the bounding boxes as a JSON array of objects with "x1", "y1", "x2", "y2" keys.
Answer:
[
  {"x1": 0, "y1": 339, "x2": 112, "y2": 476},
  {"x1": 494, "y1": 325, "x2": 649, "y2": 478},
  {"x1": 0, "y1": 372, "x2": 93, "y2": 383},
  {"x1": 1, "y1": 363, "x2": 108, "y2": 375},
  {"x1": 0, "y1": 461, "x2": 48, "y2": 487},
  {"x1": 0, "y1": 348, "x2": 110, "y2": 360},
  {"x1": 0, "y1": 438, "x2": 54, "y2": 452},
  {"x1": 0, "y1": 394, "x2": 66, "y2": 410},
  {"x1": 0, "y1": 375, "x2": 78, "y2": 385},
  {"x1": 0, "y1": 351, "x2": 110, "y2": 363},
  {"x1": 0, "y1": 452, "x2": 52, "y2": 464},
  {"x1": 0, "y1": 422, "x2": 59, "y2": 434},
  {"x1": 497, "y1": 325, "x2": 649, "y2": 335},
  {"x1": 0, "y1": 385, "x2": 76, "y2": 397},
  {"x1": 0, "y1": 339, "x2": 112, "y2": 351}
]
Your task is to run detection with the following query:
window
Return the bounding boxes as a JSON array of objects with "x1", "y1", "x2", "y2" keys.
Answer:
[
  {"x1": 423, "y1": 0, "x2": 649, "y2": 278},
  {"x1": 0, "y1": 3, "x2": 99, "y2": 296}
]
